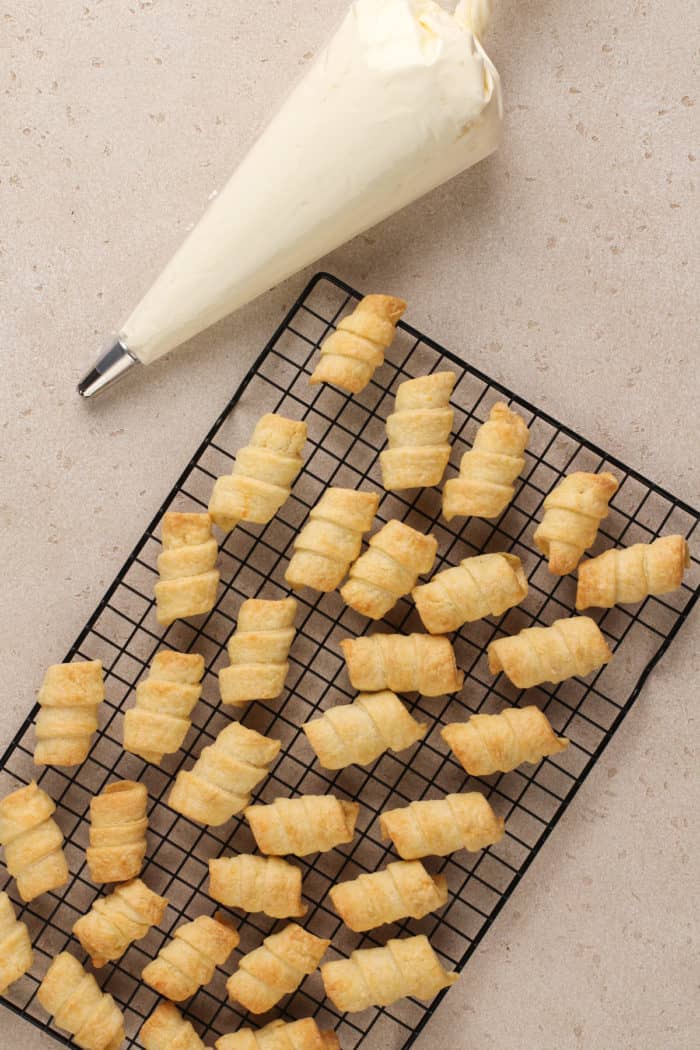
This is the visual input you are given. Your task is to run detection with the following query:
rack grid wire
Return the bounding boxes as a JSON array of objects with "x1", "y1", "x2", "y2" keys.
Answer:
[{"x1": 1, "y1": 272, "x2": 698, "y2": 1050}]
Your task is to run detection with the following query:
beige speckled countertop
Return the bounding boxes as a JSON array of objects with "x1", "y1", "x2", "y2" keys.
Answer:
[{"x1": 1, "y1": 1, "x2": 698, "y2": 1048}]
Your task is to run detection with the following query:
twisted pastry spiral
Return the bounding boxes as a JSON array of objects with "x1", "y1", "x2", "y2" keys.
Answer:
[
  {"x1": 245, "y1": 795, "x2": 359, "y2": 857},
  {"x1": 380, "y1": 792, "x2": 504, "y2": 858},
  {"x1": 168, "y1": 722, "x2": 280, "y2": 827},
  {"x1": 86, "y1": 780, "x2": 148, "y2": 884},
  {"x1": 576, "y1": 534, "x2": 690, "y2": 610},
  {"x1": 329, "y1": 860, "x2": 448, "y2": 932},
  {"x1": 285, "y1": 487, "x2": 379, "y2": 592},
  {"x1": 226, "y1": 922, "x2": 330, "y2": 1014},
  {"x1": 321, "y1": 934, "x2": 457, "y2": 1012},
  {"x1": 340, "y1": 519, "x2": 438, "y2": 619},
  {"x1": 38, "y1": 952, "x2": 125, "y2": 1050},
  {"x1": 35, "y1": 659, "x2": 104, "y2": 767},
  {"x1": 488, "y1": 615, "x2": 613, "y2": 689},
  {"x1": 72, "y1": 877, "x2": 168, "y2": 968},
  {"x1": 443, "y1": 402, "x2": 529, "y2": 521},
  {"x1": 0, "y1": 781, "x2": 69, "y2": 901},
  {"x1": 140, "y1": 1001, "x2": 206, "y2": 1050},
  {"x1": 142, "y1": 913, "x2": 240, "y2": 1001},
  {"x1": 209, "y1": 414, "x2": 307, "y2": 532},
  {"x1": 155, "y1": 512, "x2": 219, "y2": 626},
  {"x1": 209, "y1": 854, "x2": 306, "y2": 919},
  {"x1": 124, "y1": 650, "x2": 204, "y2": 764},
  {"x1": 216, "y1": 1018, "x2": 339, "y2": 1050},
  {"x1": 413, "y1": 552, "x2": 528, "y2": 634},
  {"x1": 340, "y1": 632, "x2": 464, "y2": 696},
  {"x1": 219, "y1": 597, "x2": 297, "y2": 706},
  {"x1": 303, "y1": 690, "x2": 427, "y2": 769},
  {"x1": 0, "y1": 891, "x2": 33, "y2": 995},
  {"x1": 533, "y1": 471, "x2": 619, "y2": 575},
  {"x1": 442, "y1": 706, "x2": 568, "y2": 776},
  {"x1": 310, "y1": 294, "x2": 406, "y2": 394},
  {"x1": 381, "y1": 371, "x2": 456, "y2": 490}
]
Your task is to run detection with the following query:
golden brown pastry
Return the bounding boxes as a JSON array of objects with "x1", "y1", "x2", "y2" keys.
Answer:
[
  {"x1": 285, "y1": 488, "x2": 379, "y2": 592},
  {"x1": 140, "y1": 1001, "x2": 206, "y2": 1050},
  {"x1": 72, "y1": 877, "x2": 168, "y2": 968},
  {"x1": 329, "y1": 860, "x2": 448, "y2": 932},
  {"x1": 215, "y1": 1018, "x2": 340, "y2": 1050},
  {"x1": 488, "y1": 615, "x2": 613, "y2": 689},
  {"x1": 309, "y1": 294, "x2": 406, "y2": 394},
  {"x1": 321, "y1": 934, "x2": 457, "y2": 1012},
  {"x1": 86, "y1": 780, "x2": 148, "y2": 884},
  {"x1": 303, "y1": 690, "x2": 427, "y2": 769},
  {"x1": 226, "y1": 922, "x2": 330, "y2": 1014},
  {"x1": 168, "y1": 722, "x2": 280, "y2": 826},
  {"x1": 340, "y1": 633, "x2": 464, "y2": 696},
  {"x1": 219, "y1": 597, "x2": 297, "y2": 707},
  {"x1": 533, "y1": 471, "x2": 619, "y2": 575},
  {"x1": 209, "y1": 854, "x2": 306, "y2": 919},
  {"x1": 442, "y1": 706, "x2": 568, "y2": 776},
  {"x1": 380, "y1": 372, "x2": 456, "y2": 490},
  {"x1": 209, "y1": 414, "x2": 307, "y2": 533},
  {"x1": 245, "y1": 795, "x2": 359, "y2": 857},
  {"x1": 443, "y1": 402, "x2": 529, "y2": 521},
  {"x1": 0, "y1": 781, "x2": 69, "y2": 901},
  {"x1": 340, "y1": 519, "x2": 438, "y2": 620},
  {"x1": 38, "y1": 951, "x2": 125, "y2": 1050},
  {"x1": 142, "y1": 913, "x2": 239, "y2": 1001},
  {"x1": 576, "y1": 534, "x2": 690, "y2": 610},
  {"x1": 35, "y1": 659, "x2": 104, "y2": 767},
  {"x1": 123, "y1": 650, "x2": 204, "y2": 764},
  {"x1": 380, "y1": 793, "x2": 504, "y2": 858},
  {"x1": 413, "y1": 552, "x2": 528, "y2": 634},
  {"x1": 0, "y1": 891, "x2": 33, "y2": 994},
  {"x1": 155, "y1": 512, "x2": 219, "y2": 626}
]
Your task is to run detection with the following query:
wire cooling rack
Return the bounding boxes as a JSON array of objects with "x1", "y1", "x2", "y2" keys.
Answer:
[{"x1": 1, "y1": 272, "x2": 698, "y2": 1050}]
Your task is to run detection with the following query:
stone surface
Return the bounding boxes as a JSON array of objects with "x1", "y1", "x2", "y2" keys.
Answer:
[{"x1": 0, "y1": 1, "x2": 697, "y2": 1048}]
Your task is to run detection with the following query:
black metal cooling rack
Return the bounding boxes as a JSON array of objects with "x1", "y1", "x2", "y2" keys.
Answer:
[{"x1": 1, "y1": 272, "x2": 698, "y2": 1050}]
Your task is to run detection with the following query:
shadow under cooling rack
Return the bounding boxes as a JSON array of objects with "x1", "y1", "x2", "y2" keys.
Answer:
[{"x1": 1, "y1": 273, "x2": 698, "y2": 1050}]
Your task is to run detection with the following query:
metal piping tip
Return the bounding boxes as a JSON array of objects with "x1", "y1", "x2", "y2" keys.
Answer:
[{"x1": 77, "y1": 340, "x2": 140, "y2": 398}]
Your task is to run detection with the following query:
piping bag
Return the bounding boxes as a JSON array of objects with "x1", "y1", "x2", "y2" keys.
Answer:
[{"x1": 78, "y1": 0, "x2": 502, "y2": 397}]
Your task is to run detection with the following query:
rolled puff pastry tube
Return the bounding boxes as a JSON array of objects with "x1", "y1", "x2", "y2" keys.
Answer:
[
  {"x1": 142, "y1": 913, "x2": 239, "y2": 1001},
  {"x1": 413, "y1": 552, "x2": 528, "y2": 634},
  {"x1": 35, "y1": 659, "x2": 105, "y2": 768},
  {"x1": 209, "y1": 414, "x2": 307, "y2": 532},
  {"x1": 86, "y1": 780, "x2": 148, "y2": 884},
  {"x1": 533, "y1": 471, "x2": 619, "y2": 576},
  {"x1": 340, "y1": 633, "x2": 464, "y2": 696},
  {"x1": 226, "y1": 922, "x2": 330, "y2": 1014},
  {"x1": 285, "y1": 488, "x2": 379, "y2": 592},
  {"x1": 321, "y1": 934, "x2": 457, "y2": 1013},
  {"x1": 380, "y1": 371, "x2": 456, "y2": 490},
  {"x1": 380, "y1": 793, "x2": 504, "y2": 858},
  {"x1": 123, "y1": 650, "x2": 204, "y2": 765},
  {"x1": 215, "y1": 1018, "x2": 340, "y2": 1050},
  {"x1": 245, "y1": 795, "x2": 359, "y2": 857},
  {"x1": 442, "y1": 402, "x2": 529, "y2": 521},
  {"x1": 72, "y1": 877, "x2": 168, "y2": 968},
  {"x1": 155, "y1": 512, "x2": 220, "y2": 626},
  {"x1": 309, "y1": 294, "x2": 406, "y2": 394},
  {"x1": 208, "y1": 854, "x2": 306, "y2": 919},
  {"x1": 488, "y1": 615, "x2": 613, "y2": 689},
  {"x1": 0, "y1": 891, "x2": 34, "y2": 994},
  {"x1": 340, "y1": 519, "x2": 438, "y2": 620},
  {"x1": 140, "y1": 1001, "x2": 206, "y2": 1050},
  {"x1": 576, "y1": 534, "x2": 690, "y2": 609},
  {"x1": 0, "y1": 781, "x2": 69, "y2": 902},
  {"x1": 442, "y1": 706, "x2": 568, "y2": 776},
  {"x1": 219, "y1": 597, "x2": 297, "y2": 706},
  {"x1": 168, "y1": 721, "x2": 281, "y2": 826},
  {"x1": 329, "y1": 860, "x2": 448, "y2": 932},
  {"x1": 38, "y1": 951, "x2": 125, "y2": 1050},
  {"x1": 303, "y1": 690, "x2": 427, "y2": 769}
]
